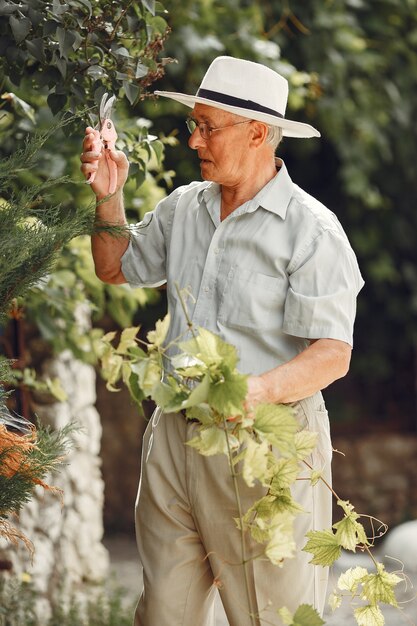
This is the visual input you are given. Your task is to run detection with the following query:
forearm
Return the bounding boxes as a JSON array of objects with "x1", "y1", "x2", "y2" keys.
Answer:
[
  {"x1": 247, "y1": 339, "x2": 352, "y2": 406},
  {"x1": 91, "y1": 190, "x2": 129, "y2": 284}
]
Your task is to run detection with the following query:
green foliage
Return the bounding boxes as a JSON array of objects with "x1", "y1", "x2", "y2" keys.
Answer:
[
  {"x1": 0, "y1": 0, "x2": 170, "y2": 112},
  {"x1": 0, "y1": 575, "x2": 134, "y2": 626},
  {"x1": 98, "y1": 310, "x2": 404, "y2": 624},
  {"x1": 279, "y1": 603, "x2": 325, "y2": 626},
  {"x1": 328, "y1": 563, "x2": 403, "y2": 626}
]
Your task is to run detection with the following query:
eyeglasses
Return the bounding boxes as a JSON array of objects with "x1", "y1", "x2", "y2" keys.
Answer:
[{"x1": 186, "y1": 117, "x2": 252, "y2": 140}]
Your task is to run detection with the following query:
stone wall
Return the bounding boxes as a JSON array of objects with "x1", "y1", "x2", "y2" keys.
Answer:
[{"x1": 0, "y1": 351, "x2": 109, "y2": 620}]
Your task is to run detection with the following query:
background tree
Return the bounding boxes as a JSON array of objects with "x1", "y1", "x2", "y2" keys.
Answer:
[{"x1": 141, "y1": 0, "x2": 417, "y2": 431}]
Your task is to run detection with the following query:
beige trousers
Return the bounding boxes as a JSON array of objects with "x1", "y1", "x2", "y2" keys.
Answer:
[{"x1": 134, "y1": 393, "x2": 332, "y2": 626}]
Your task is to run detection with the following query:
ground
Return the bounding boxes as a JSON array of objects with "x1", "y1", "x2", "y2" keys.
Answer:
[{"x1": 104, "y1": 534, "x2": 417, "y2": 625}]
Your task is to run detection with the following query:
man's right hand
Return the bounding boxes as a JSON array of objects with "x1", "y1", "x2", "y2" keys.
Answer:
[{"x1": 80, "y1": 126, "x2": 129, "y2": 200}]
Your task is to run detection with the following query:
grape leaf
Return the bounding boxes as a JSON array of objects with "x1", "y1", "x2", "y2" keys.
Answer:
[
  {"x1": 242, "y1": 437, "x2": 269, "y2": 487},
  {"x1": 117, "y1": 325, "x2": 140, "y2": 353},
  {"x1": 361, "y1": 564, "x2": 401, "y2": 607},
  {"x1": 180, "y1": 326, "x2": 239, "y2": 369},
  {"x1": 328, "y1": 591, "x2": 342, "y2": 612},
  {"x1": 294, "y1": 430, "x2": 318, "y2": 460},
  {"x1": 265, "y1": 512, "x2": 296, "y2": 565},
  {"x1": 337, "y1": 566, "x2": 368, "y2": 593},
  {"x1": 253, "y1": 403, "x2": 298, "y2": 455},
  {"x1": 303, "y1": 529, "x2": 342, "y2": 566},
  {"x1": 354, "y1": 605, "x2": 384, "y2": 626},
  {"x1": 269, "y1": 458, "x2": 300, "y2": 492},
  {"x1": 207, "y1": 366, "x2": 247, "y2": 416},
  {"x1": 146, "y1": 313, "x2": 170, "y2": 347},
  {"x1": 187, "y1": 425, "x2": 238, "y2": 456},
  {"x1": 292, "y1": 604, "x2": 325, "y2": 626},
  {"x1": 333, "y1": 500, "x2": 369, "y2": 551}
]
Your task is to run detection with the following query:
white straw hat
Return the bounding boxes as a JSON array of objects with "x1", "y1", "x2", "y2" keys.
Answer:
[{"x1": 154, "y1": 56, "x2": 320, "y2": 139}]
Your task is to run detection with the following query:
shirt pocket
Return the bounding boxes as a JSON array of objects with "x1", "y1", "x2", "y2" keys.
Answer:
[{"x1": 218, "y1": 267, "x2": 285, "y2": 331}]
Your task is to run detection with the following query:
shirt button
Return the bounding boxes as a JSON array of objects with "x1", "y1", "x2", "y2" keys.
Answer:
[
  {"x1": 214, "y1": 248, "x2": 220, "y2": 254},
  {"x1": 204, "y1": 286, "x2": 209, "y2": 293}
]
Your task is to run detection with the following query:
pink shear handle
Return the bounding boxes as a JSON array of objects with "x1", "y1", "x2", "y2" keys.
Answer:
[
  {"x1": 101, "y1": 119, "x2": 118, "y2": 194},
  {"x1": 86, "y1": 131, "x2": 102, "y2": 185}
]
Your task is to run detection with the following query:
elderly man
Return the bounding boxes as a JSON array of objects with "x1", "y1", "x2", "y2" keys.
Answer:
[{"x1": 81, "y1": 56, "x2": 363, "y2": 626}]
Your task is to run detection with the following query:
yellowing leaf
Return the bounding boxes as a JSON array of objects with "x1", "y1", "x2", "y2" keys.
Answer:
[
  {"x1": 253, "y1": 403, "x2": 297, "y2": 455},
  {"x1": 187, "y1": 425, "x2": 238, "y2": 456},
  {"x1": 337, "y1": 566, "x2": 368, "y2": 593},
  {"x1": 294, "y1": 430, "x2": 318, "y2": 460},
  {"x1": 180, "y1": 327, "x2": 238, "y2": 369},
  {"x1": 146, "y1": 313, "x2": 170, "y2": 347},
  {"x1": 361, "y1": 564, "x2": 401, "y2": 607},
  {"x1": 303, "y1": 529, "x2": 342, "y2": 566},
  {"x1": 181, "y1": 373, "x2": 210, "y2": 408},
  {"x1": 328, "y1": 591, "x2": 342, "y2": 612},
  {"x1": 242, "y1": 438, "x2": 270, "y2": 487},
  {"x1": 269, "y1": 458, "x2": 300, "y2": 491},
  {"x1": 116, "y1": 325, "x2": 140, "y2": 354},
  {"x1": 185, "y1": 403, "x2": 215, "y2": 426},
  {"x1": 265, "y1": 512, "x2": 296, "y2": 565},
  {"x1": 333, "y1": 502, "x2": 369, "y2": 552},
  {"x1": 131, "y1": 355, "x2": 162, "y2": 396},
  {"x1": 310, "y1": 469, "x2": 323, "y2": 486},
  {"x1": 278, "y1": 606, "x2": 293, "y2": 625},
  {"x1": 354, "y1": 605, "x2": 384, "y2": 626}
]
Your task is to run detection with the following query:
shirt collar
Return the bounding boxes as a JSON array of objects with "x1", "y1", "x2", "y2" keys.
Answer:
[{"x1": 198, "y1": 157, "x2": 294, "y2": 221}]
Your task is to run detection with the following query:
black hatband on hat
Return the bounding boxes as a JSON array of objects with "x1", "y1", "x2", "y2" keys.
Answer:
[{"x1": 196, "y1": 88, "x2": 284, "y2": 119}]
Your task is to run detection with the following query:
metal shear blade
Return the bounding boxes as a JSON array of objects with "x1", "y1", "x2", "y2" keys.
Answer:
[{"x1": 99, "y1": 93, "x2": 116, "y2": 123}]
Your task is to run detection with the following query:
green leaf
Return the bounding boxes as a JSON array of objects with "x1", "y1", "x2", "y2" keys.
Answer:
[
  {"x1": 292, "y1": 604, "x2": 325, "y2": 626},
  {"x1": 147, "y1": 313, "x2": 170, "y2": 347},
  {"x1": 354, "y1": 605, "x2": 384, "y2": 626},
  {"x1": 207, "y1": 367, "x2": 247, "y2": 417},
  {"x1": 294, "y1": 430, "x2": 318, "y2": 460},
  {"x1": 124, "y1": 81, "x2": 140, "y2": 106},
  {"x1": 269, "y1": 458, "x2": 300, "y2": 491},
  {"x1": 185, "y1": 403, "x2": 215, "y2": 426},
  {"x1": 181, "y1": 373, "x2": 210, "y2": 408},
  {"x1": 130, "y1": 354, "x2": 162, "y2": 396},
  {"x1": 47, "y1": 93, "x2": 67, "y2": 116},
  {"x1": 187, "y1": 425, "x2": 233, "y2": 456},
  {"x1": 141, "y1": 0, "x2": 155, "y2": 15},
  {"x1": 136, "y1": 61, "x2": 149, "y2": 79},
  {"x1": 303, "y1": 529, "x2": 342, "y2": 566},
  {"x1": 253, "y1": 403, "x2": 298, "y2": 455},
  {"x1": 26, "y1": 38, "x2": 46, "y2": 63},
  {"x1": 333, "y1": 500, "x2": 369, "y2": 551},
  {"x1": 9, "y1": 15, "x2": 32, "y2": 44},
  {"x1": 44, "y1": 377, "x2": 67, "y2": 402},
  {"x1": 151, "y1": 380, "x2": 184, "y2": 411},
  {"x1": 361, "y1": 564, "x2": 401, "y2": 607}
]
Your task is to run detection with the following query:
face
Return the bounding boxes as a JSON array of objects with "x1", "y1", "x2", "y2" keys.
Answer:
[{"x1": 188, "y1": 104, "x2": 254, "y2": 186}]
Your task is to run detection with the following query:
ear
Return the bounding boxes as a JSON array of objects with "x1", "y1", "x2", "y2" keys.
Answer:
[{"x1": 250, "y1": 121, "x2": 269, "y2": 147}]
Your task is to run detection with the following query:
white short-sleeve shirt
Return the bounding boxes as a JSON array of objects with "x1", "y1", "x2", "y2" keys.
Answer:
[{"x1": 121, "y1": 159, "x2": 364, "y2": 375}]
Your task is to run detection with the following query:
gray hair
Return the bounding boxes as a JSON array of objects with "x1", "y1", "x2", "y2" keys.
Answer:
[{"x1": 266, "y1": 125, "x2": 283, "y2": 150}]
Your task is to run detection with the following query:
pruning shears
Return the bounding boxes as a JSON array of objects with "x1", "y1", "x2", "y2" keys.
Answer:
[{"x1": 87, "y1": 93, "x2": 118, "y2": 194}]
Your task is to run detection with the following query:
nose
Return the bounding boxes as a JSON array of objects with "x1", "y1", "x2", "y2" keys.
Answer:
[{"x1": 188, "y1": 127, "x2": 206, "y2": 150}]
